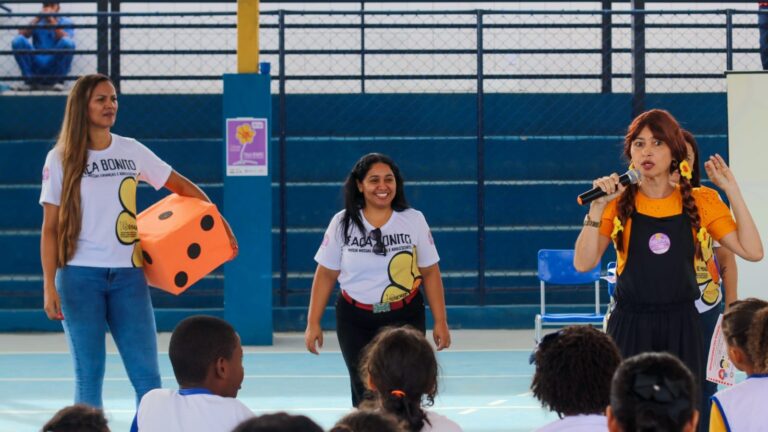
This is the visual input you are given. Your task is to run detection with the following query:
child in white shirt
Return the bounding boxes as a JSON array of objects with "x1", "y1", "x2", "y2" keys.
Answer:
[{"x1": 133, "y1": 315, "x2": 253, "y2": 432}]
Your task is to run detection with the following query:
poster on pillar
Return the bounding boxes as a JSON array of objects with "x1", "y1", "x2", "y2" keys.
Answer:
[{"x1": 226, "y1": 117, "x2": 268, "y2": 176}]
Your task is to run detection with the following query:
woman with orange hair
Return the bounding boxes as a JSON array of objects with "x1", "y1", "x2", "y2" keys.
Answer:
[{"x1": 573, "y1": 109, "x2": 762, "y2": 393}]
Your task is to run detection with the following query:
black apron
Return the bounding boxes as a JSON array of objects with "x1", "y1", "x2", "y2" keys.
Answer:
[{"x1": 607, "y1": 211, "x2": 704, "y2": 390}]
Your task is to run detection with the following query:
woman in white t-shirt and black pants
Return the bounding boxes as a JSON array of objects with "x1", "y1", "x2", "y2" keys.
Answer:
[
  {"x1": 305, "y1": 153, "x2": 451, "y2": 406},
  {"x1": 39, "y1": 74, "x2": 237, "y2": 408}
]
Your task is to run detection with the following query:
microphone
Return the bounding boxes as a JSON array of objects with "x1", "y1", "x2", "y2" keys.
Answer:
[{"x1": 577, "y1": 169, "x2": 641, "y2": 206}]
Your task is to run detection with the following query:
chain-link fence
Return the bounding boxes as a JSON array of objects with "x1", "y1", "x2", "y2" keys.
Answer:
[{"x1": 2, "y1": 6, "x2": 765, "y2": 134}]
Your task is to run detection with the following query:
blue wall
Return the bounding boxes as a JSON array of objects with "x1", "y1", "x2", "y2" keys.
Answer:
[{"x1": 0, "y1": 92, "x2": 729, "y2": 330}]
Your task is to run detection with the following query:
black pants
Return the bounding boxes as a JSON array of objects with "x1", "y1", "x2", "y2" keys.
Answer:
[{"x1": 335, "y1": 292, "x2": 426, "y2": 406}]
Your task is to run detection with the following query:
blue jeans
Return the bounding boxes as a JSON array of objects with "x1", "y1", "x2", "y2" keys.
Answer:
[
  {"x1": 55, "y1": 265, "x2": 161, "y2": 408},
  {"x1": 11, "y1": 35, "x2": 75, "y2": 85}
]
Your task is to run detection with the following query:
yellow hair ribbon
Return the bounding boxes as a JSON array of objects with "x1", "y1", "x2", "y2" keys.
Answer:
[{"x1": 679, "y1": 160, "x2": 693, "y2": 181}]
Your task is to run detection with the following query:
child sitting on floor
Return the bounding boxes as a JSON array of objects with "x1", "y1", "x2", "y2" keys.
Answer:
[
  {"x1": 531, "y1": 325, "x2": 622, "y2": 431},
  {"x1": 359, "y1": 326, "x2": 462, "y2": 432},
  {"x1": 710, "y1": 298, "x2": 768, "y2": 432},
  {"x1": 132, "y1": 315, "x2": 253, "y2": 432},
  {"x1": 608, "y1": 352, "x2": 699, "y2": 432}
]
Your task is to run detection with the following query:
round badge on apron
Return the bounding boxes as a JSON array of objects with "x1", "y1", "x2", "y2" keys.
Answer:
[{"x1": 648, "y1": 232, "x2": 671, "y2": 255}]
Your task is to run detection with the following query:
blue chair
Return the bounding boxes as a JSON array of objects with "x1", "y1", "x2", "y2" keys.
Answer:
[
  {"x1": 606, "y1": 261, "x2": 617, "y2": 298},
  {"x1": 535, "y1": 249, "x2": 604, "y2": 343},
  {"x1": 601, "y1": 261, "x2": 617, "y2": 331}
]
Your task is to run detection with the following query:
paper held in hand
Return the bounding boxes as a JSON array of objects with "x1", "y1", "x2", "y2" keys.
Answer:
[{"x1": 706, "y1": 313, "x2": 736, "y2": 386}]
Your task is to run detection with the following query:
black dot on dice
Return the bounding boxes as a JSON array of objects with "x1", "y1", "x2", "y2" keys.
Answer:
[
  {"x1": 201, "y1": 215, "x2": 214, "y2": 231},
  {"x1": 174, "y1": 271, "x2": 188, "y2": 288},
  {"x1": 142, "y1": 251, "x2": 153, "y2": 265},
  {"x1": 187, "y1": 243, "x2": 201, "y2": 259},
  {"x1": 159, "y1": 211, "x2": 173, "y2": 220}
]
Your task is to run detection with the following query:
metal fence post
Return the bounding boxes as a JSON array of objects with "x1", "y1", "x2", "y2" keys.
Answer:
[
  {"x1": 726, "y1": 9, "x2": 734, "y2": 71},
  {"x1": 278, "y1": 10, "x2": 288, "y2": 307},
  {"x1": 601, "y1": 0, "x2": 612, "y2": 94},
  {"x1": 631, "y1": 0, "x2": 645, "y2": 118},
  {"x1": 476, "y1": 10, "x2": 486, "y2": 305},
  {"x1": 360, "y1": 2, "x2": 366, "y2": 94},
  {"x1": 110, "y1": 0, "x2": 121, "y2": 92},
  {"x1": 97, "y1": 0, "x2": 109, "y2": 76}
]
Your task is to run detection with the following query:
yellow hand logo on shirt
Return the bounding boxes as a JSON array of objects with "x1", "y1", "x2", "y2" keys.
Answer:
[
  {"x1": 380, "y1": 247, "x2": 422, "y2": 303},
  {"x1": 115, "y1": 176, "x2": 142, "y2": 267},
  {"x1": 695, "y1": 233, "x2": 720, "y2": 306}
]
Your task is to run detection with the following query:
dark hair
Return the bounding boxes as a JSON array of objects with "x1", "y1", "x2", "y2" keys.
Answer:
[
  {"x1": 330, "y1": 409, "x2": 405, "y2": 432},
  {"x1": 722, "y1": 298, "x2": 768, "y2": 373},
  {"x1": 41, "y1": 405, "x2": 110, "y2": 432},
  {"x1": 680, "y1": 129, "x2": 702, "y2": 188},
  {"x1": 168, "y1": 315, "x2": 238, "y2": 386},
  {"x1": 531, "y1": 325, "x2": 622, "y2": 417},
  {"x1": 231, "y1": 412, "x2": 323, "y2": 432},
  {"x1": 359, "y1": 326, "x2": 436, "y2": 432},
  {"x1": 617, "y1": 109, "x2": 702, "y2": 259},
  {"x1": 610, "y1": 352, "x2": 698, "y2": 432},
  {"x1": 340, "y1": 153, "x2": 409, "y2": 242}
]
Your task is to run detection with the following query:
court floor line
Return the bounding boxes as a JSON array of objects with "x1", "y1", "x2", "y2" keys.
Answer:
[
  {"x1": 0, "y1": 405, "x2": 543, "y2": 416},
  {"x1": 0, "y1": 373, "x2": 532, "y2": 382},
  {"x1": 0, "y1": 348, "x2": 533, "y2": 355}
]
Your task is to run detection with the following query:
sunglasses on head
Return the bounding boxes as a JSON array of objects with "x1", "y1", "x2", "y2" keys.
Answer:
[{"x1": 370, "y1": 228, "x2": 387, "y2": 256}]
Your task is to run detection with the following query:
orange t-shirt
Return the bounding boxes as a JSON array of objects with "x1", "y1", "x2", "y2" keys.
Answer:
[{"x1": 598, "y1": 186, "x2": 736, "y2": 275}]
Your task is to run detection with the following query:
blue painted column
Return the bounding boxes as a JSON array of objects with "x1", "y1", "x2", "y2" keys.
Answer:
[{"x1": 223, "y1": 73, "x2": 273, "y2": 345}]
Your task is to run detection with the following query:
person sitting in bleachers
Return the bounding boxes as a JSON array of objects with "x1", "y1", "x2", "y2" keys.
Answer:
[
  {"x1": 11, "y1": 2, "x2": 75, "y2": 91},
  {"x1": 359, "y1": 326, "x2": 462, "y2": 432},
  {"x1": 709, "y1": 298, "x2": 768, "y2": 431},
  {"x1": 132, "y1": 315, "x2": 253, "y2": 432},
  {"x1": 607, "y1": 352, "x2": 698, "y2": 432},
  {"x1": 531, "y1": 325, "x2": 622, "y2": 431},
  {"x1": 41, "y1": 404, "x2": 110, "y2": 432}
]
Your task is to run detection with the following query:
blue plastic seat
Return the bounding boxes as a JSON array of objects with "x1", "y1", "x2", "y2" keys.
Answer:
[{"x1": 535, "y1": 249, "x2": 604, "y2": 342}]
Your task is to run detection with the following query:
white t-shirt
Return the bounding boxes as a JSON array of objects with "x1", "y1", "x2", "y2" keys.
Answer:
[
  {"x1": 535, "y1": 414, "x2": 608, "y2": 432},
  {"x1": 422, "y1": 410, "x2": 463, "y2": 432},
  {"x1": 39, "y1": 134, "x2": 172, "y2": 268},
  {"x1": 136, "y1": 388, "x2": 254, "y2": 432},
  {"x1": 314, "y1": 208, "x2": 439, "y2": 305}
]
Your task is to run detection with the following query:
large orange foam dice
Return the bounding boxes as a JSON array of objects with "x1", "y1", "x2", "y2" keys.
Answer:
[{"x1": 137, "y1": 194, "x2": 232, "y2": 295}]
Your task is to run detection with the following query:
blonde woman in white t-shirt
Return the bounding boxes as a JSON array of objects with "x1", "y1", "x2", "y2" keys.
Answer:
[
  {"x1": 39, "y1": 74, "x2": 237, "y2": 409},
  {"x1": 305, "y1": 153, "x2": 451, "y2": 406}
]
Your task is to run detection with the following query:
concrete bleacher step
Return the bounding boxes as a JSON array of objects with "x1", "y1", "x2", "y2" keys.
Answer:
[
  {"x1": 5, "y1": 132, "x2": 724, "y2": 314},
  {"x1": 0, "y1": 274, "x2": 604, "y2": 310},
  {"x1": 1, "y1": 182, "x2": 599, "y2": 229},
  {"x1": 2, "y1": 134, "x2": 728, "y2": 184}
]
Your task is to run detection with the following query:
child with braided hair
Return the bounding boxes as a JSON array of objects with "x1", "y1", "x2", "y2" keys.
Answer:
[
  {"x1": 709, "y1": 298, "x2": 768, "y2": 431},
  {"x1": 574, "y1": 109, "x2": 763, "y2": 405},
  {"x1": 359, "y1": 326, "x2": 461, "y2": 432}
]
